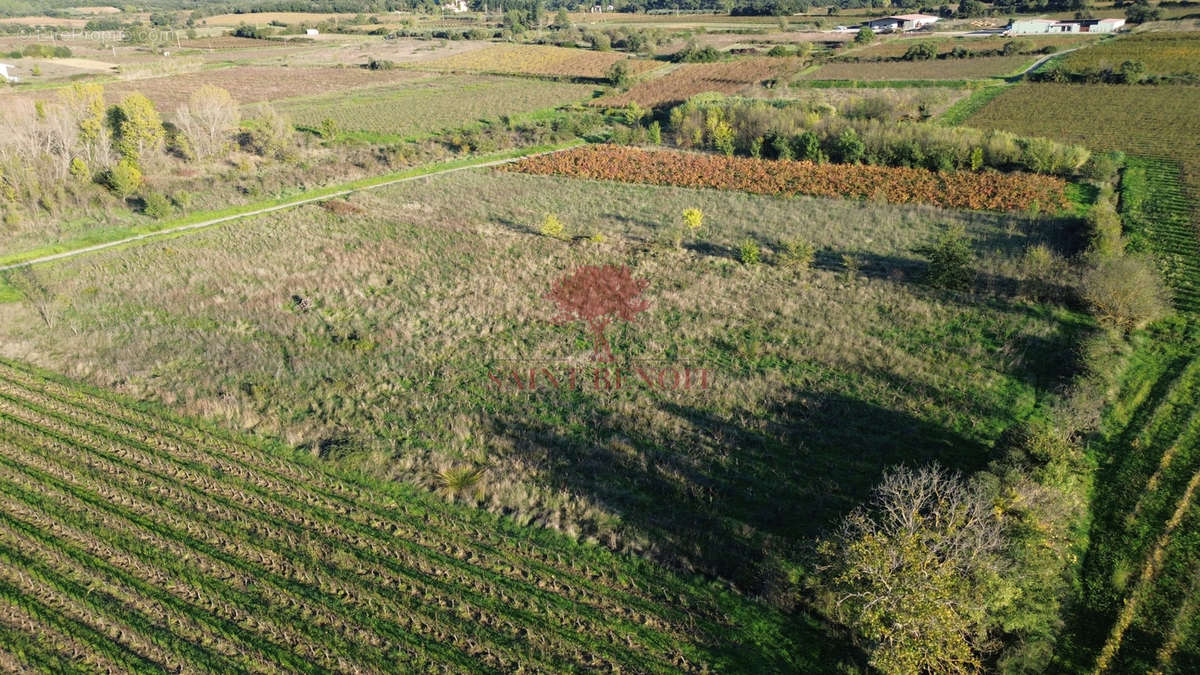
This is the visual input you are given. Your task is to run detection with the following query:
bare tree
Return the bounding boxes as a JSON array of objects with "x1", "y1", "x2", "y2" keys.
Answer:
[{"x1": 175, "y1": 84, "x2": 239, "y2": 160}]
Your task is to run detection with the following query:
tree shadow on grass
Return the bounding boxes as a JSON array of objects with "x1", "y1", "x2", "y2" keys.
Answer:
[{"x1": 486, "y1": 383, "x2": 989, "y2": 596}]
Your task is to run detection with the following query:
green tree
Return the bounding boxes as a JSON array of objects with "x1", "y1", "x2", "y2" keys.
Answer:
[
  {"x1": 817, "y1": 465, "x2": 1005, "y2": 674},
  {"x1": 831, "y1": 127, "x2": 865, "y2": 164},
  {"x1": 607, "y1": 60, "x2": 631, "y2": 88},
  {"x1": 110, "y1": 93, "x2": 164, "y2": 161},
  {"x1": 106, "y1": 158, "x2": 142, "y2": 199},
  {"x1": 904, "y1": 41, "x2": 938, "y2": 61},
  {"x1": 855, "y1": 27, "x2": 875, "y2": 44},
  {"x1": 554, "y1": 7, "x2": 571, "y2": 28}
]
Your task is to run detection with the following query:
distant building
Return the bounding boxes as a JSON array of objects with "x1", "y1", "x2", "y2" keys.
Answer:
[
  {"x1": 866, "y1": 14, "x2": 940, "y2": 32},
  {"x1": 306, "y1": 28, "x2": 320, "y2": 36},
  {"x1": 0, "y1": 64, "x2": 17, "y2": 83},
  {"x1": 1007, "y1": 17, "x2": 1125, "y2": 34},
  {"x1": 443, "y1": 0, "x2": 469, "y2": 12}
]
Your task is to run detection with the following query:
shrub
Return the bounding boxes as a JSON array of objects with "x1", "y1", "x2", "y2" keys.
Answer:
[
  {"x1": 1080, "y1": 255, "x2": 1171, "y2": 331},
  {"x1": 779, "y1": 238, "x2": 816, "y2": 272},
  {"x1": 607, "y1": 61, "x2": 630, "y2": 88},
  {"x1": 829, "y1": 128, "x2": 864, "y2": 164},
  {"x1": 903, "y1": 42, "x2": 938, "y2": 61},
  {"x1": 739, "y1": 238, "x2": 761, "y2": 265},
  {"x1": 540, "y1": 213, "x2": 566, "y2": 239},
  {"x1": 69, "y1": 157, "x2": 89, "y2": 182},
  {"x1": 105, "y1": 158, "x2": 142, "y2": 199},
  {"x1": 319, "y1": 117, "x2": 339, "y2": 140},
  {"x1": 1086, "y1": 198, "x2": 1125, "y2": 261},
  {"x1": 682, "y1": 208, "x2": 703, "y2": 235},
  {"x1": 142, "y1": 191, "x2": 173, "y2": 219},
  {"x1": 647, "y1": 121, "x2": 662, "y2": 145},
  {"x1": 767, "y1": 45, "x2": 790, "y2": 57},
  {"x1": 1084, "y1": 150, "x2": 1125, "y2": 183},
  {"x1": 793, "y1": 131, "x2": 822, "y2": 162},
  {"x1": 855, "y1": 27, "x2": 874, "y2": 45},
  {"x1": 1020, "y1": 243, "x2": 1066, "y2": 302},
  {"x1": 919, "y1": 224, "x2": 975, "y2": 290}
]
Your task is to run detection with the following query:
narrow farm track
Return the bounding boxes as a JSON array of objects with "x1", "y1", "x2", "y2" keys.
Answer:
[{"x1": 0, "y1": 358, "x2": 793, "y2": 673}]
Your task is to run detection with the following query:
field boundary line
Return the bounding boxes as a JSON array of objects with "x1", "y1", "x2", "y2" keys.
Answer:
[{"x1": 0, "y1": 141, "x2": 581, "y2": 275}]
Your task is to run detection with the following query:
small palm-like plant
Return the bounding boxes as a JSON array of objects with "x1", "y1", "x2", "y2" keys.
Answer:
[
  {"x1": 780, "y1": 238, "x2": 816, "y2": 273},
  {"x1": 435, "y1": 465, "x2": 485, "y2": 498},
  {"x1": 739, "y1": 238, "x2": 761, "y2": 265}
]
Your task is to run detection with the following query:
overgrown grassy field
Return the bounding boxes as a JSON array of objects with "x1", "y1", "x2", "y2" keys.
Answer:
[
  {"x1": 1057, "y1": 32, "x2": 1200, "y2": 77},
  {"x1": 597, "y1": 58, "x2": 801, "y2": 107},
  {"x1": 966, "y1": 83, "x2": 1200, "y2": 198},
  {"x1": 0, "y1": 168, "x2": 1088, "y2": 592},
  {"x1": 0, "y1": 357, "x2": 823, "y2": 671},
  {"x1": 798, "y1": 55, "x2": 1035, "y2": 81},
  {"x1": 275, "y1": 75, "x2": 596, "y2": 141},
  {"x1": 412, "y1": 44, "x2": 663, "y2": 80}
]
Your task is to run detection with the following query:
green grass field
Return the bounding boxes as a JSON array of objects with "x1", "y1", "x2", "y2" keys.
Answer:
[
  {"x1": 0, "y1": 168, "x2": 1089, "y2": 594},
  {"x1": 1054, "y1": 156, "x2": 1200, "y2": 674},
  {"x1": 275, "y1": 74, "x2": 597, "y2": 142},
  {"x1": 0, "y1": 357, "x2": 832, "y2": 672}
]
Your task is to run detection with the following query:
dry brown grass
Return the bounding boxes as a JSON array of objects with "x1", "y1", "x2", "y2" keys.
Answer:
[
  {"x1": 417, "y1": 44, "x2": 664, "y2": 80},
  {"x1": 202, "y1": 12, "x2": 359, "y2": 26},
  {"x1": 598, "y1": 57, "x2": 802, "y2": 107}
]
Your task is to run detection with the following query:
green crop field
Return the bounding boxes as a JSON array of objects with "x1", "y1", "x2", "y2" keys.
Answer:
[
  {"x1": 966, "y1": 83, "x2": 1200, "y2": 198},
  {"x1": 1057, "y1": 32, "x2": 1200, "y2": 78},
  {"x1": 0, "y1": 168, "x2": 1087, "y2": 594},
  {"x1": 796, "y1": 55, "x2": 1035, "y2": 82},
  {"x1": 0, "y1": 357, "x2": 824, "y2": 672},
  {"x1": 274, "y1": 75, "x2": 597, "y2": 142}
]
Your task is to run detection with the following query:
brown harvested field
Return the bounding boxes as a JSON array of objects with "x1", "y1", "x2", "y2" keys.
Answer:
[
  {"x1": 175, "y1": 36, "x2": 293, "y2": 50},
  {"x1": 0, "y1": 65, "x2": 436, "y2": 114},
  {"x1": 71, "y1": 5, "x2": 122, "y2": 14},
  {"x1": 0, "y1": 16, "x2": 89, "y2": 27},
  {"x1": 201, "y1": 12, "x2": 359, "y2": 26},
  {"x1": 416, "y1": 44, "x2": 664, "y2": 80},
  {"x1": 278, "y1": 38, "x2": 486, "y2": 68},
  {"x1": 798, "y1": 54, "x2": 1036, "y2": 81},
  {"x1": 112, "y1": 66, "x2": 437, "y2": 112},
  {"x1": 838, "y1": 34, "x2": 1098, "y2": 60},
  {"x1": 598, "y1": 57, "x2": 802, "y2": 107}
]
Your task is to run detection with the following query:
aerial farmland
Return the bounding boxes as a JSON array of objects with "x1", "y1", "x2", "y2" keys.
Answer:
[{"x1": 0, "y1": 2, "x2": 1198, "y2": 673}]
